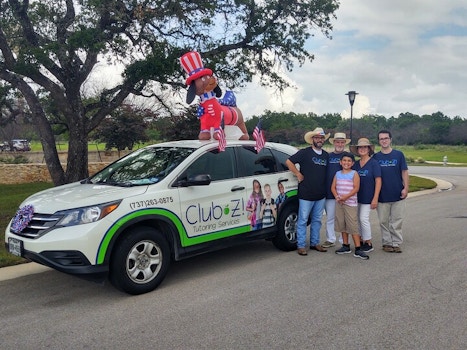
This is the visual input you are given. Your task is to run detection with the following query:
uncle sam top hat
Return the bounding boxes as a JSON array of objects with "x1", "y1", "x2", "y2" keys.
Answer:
[{"x1": 180, "y1": 51, "x2": 213, "y2": 86}]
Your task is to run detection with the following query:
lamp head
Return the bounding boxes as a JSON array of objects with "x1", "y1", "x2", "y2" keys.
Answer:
[{"x1": 346, "y1": 90, "x2": 358, "y2": 106}]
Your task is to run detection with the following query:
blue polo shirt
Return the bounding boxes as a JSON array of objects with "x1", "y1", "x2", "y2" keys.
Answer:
[
  {"x1": 373, "y1": 149, "x2": 408, "y2": 203},
  {"x1": 352, "y1": 157, "x2": 381, "y2": 204},
  {"x1": 326, "y1": 152, "x2": 344, "y2": 199},
  {"x1": 288, "y1": 147, "x2": 329, "y2": 201}
]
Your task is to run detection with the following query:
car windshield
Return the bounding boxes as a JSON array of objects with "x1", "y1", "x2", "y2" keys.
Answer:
[{"x1": 89, "y1": 146, "x2": 195, "y2": 186}]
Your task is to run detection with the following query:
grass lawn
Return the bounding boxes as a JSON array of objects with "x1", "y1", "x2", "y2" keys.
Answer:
[
  {"x1": 1, "y1": 182, "x2": 53, "y2": 267},
  {"x1": 27, "y1": 142, "x2": 467, "y2": 164},
  {"x1": 0, "y1": 175, "x2": 436, "y2": 268},
  {"x1": 408, "y1": 175, "x2": 437, "y2": 192},
  {"x1": 396, "y1": 145, "x2": 467, "y2": 164},
  {"x1": 319, "y1": 144, "x2": 467, "y2": 165}
]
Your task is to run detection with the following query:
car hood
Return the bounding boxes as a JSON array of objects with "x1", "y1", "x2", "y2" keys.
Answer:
[{"x1": 19, "y1": 182, "x2": 148, "y2": 214}]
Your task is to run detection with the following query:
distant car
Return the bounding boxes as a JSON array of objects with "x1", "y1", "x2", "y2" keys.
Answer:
[
  {"x1": 0, "y1": 141, "x2": 11, "y2": 152},
  {"x1": 11, "y1": 139, "x2": 31, "y2": 151},
  {"x1": 5, "y1": 139, "x2": 300, "y2": 295}
]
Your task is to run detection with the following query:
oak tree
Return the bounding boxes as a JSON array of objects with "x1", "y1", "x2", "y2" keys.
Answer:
[{"x1": 0, "y1": 0, "x2": 339, "y2": 185}]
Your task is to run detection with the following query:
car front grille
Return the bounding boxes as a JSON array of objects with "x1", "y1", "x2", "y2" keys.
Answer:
[{"x1": 11, "y1": 213, "x2": 63, "y2": 239}]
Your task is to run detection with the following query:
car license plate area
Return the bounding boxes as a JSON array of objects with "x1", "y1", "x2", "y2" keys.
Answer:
[{"x1": 8, "y1": 238, "x2": 23, "y2": 257}]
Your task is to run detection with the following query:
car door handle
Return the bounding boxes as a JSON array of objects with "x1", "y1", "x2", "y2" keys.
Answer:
[
  {"x1": 278, "y1": 178, "x2": 289, "y2": 183},
  {"x1": 231, "y1": 186, "x2": 245, "y2": 192}
]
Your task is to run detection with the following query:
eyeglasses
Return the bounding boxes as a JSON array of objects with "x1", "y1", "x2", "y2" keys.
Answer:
[
  {"x1": 313, "y1": 136, "x2": 325, "y2": 140},
  {"x1": 379, "y1": 137, "x2": 390, "y2": 141}
]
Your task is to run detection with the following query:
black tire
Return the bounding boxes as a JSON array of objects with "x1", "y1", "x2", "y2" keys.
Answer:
[
  {"x1": 109, "y1": 226, "x2": 171, "y2": 295},
  {"x1": 272, "y1": 203, "x2": 298, "y2": 251}
]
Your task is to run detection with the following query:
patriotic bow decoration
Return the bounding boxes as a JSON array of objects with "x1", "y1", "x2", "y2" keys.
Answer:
[{"x1": 11, "y1": 204, "x2": 34, "y2": 233}]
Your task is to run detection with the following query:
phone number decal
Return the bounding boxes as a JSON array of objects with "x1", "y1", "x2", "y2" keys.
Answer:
[{"x1": 130, "y1": 197, "x2": 174, "y2": 210}]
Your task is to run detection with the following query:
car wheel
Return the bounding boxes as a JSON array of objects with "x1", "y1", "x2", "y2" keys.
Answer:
[
  {"x1": 109, "y1": 226, "x2": 171, "y2": 295},
  {"x1": 272, "y1": 203, "x2": 298, "y2": 251}
]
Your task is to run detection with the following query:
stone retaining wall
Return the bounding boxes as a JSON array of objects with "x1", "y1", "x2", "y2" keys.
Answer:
[
  {"x1": 0, "y1": 150, "x2": 129, "y2": 184},
  {"x1": 0, "y1": 150, "x2": 130, "y2": 163},
  {"x1": 0, "y1": 163, "x2": 109, "y2": 184}
]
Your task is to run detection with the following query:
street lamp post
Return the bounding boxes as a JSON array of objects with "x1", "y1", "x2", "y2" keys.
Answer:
[{"x1": 345, "y1": 90, "x2": 358, "y2": 143}]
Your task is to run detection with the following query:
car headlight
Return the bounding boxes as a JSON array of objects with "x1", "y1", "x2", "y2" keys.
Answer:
[{"x1": 56, "y1": 200, "x2": 121, "y2": 227}]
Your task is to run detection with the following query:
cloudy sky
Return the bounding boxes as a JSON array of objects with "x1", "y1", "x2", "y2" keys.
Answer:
[{"x1": 235, "y1": 0, "x2": 467, "y2": 121}]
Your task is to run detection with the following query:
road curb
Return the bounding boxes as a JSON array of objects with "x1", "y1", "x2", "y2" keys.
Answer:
[
  {"x1": 408, "y1": 176, "x2": 453, "y2": 198},
  {"x1": 0, "y1": 262, "x2": 51, "y2": 282}
]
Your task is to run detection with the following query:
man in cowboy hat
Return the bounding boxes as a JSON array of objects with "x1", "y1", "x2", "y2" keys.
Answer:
[
  {"x1": 322, "y1": 132, "x2": 351, "y2": 248},
  {"x1": 286, "y1": 127, "x2": 330, "y2": 256}
]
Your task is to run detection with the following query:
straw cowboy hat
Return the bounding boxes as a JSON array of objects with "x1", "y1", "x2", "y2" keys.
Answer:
[
  {"x1": 329, "y1": 132, "x2": 351, "y2": 145},
  {"x1": 350, "y1": 138, "x2": 375, "y2": 156},
  {"x1": 304, "y1": 127, "x2": 330, "y2": 144}
]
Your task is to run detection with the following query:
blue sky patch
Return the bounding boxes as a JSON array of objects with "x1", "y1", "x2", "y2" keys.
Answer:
[{"x1": 420, "y1": 24, "x2": 467, "y2": 41}]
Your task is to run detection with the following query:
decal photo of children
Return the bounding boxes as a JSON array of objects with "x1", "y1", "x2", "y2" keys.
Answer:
[
  {"x1": 260, "y1": 184, "x2": 277, "y2": 228},
  {"x1": 275, "y1": 181, "x2": 286, "y2": 211},
  {"x1": 246, "y1": 179, "x2": 263, "y2": 230}
]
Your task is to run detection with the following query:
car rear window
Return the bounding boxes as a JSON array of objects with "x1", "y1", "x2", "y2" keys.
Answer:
[{"x1": 236, "y1": 146, "x2": 277, "y2": 177}]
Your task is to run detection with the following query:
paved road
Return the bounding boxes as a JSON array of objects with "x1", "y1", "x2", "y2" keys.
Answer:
[{"x1": 1, "y1": 167, "x2": 466, "y2": 349}]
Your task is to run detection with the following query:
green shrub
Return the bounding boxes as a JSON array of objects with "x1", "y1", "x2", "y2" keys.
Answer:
[
  {"x1": 414, "y1": 144, "x2": 429, "y2": 150},
  {"x1": 0, "y1": 155, "x2": 30, "y2": 164}
]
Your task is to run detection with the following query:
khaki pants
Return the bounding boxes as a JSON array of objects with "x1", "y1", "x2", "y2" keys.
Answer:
[
  {"x1": 377, "y1": 200, "x2": 406, "y2": 247},
  {"x1": 334, "y1": 203, "x2": 358, "y2": 235}
]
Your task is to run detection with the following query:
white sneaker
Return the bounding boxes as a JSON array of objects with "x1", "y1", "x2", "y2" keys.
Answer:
[{"x1": 321, "y1": 241, "x2": 335, "y2": 248}]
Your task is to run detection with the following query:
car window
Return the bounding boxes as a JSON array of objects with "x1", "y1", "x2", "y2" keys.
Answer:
[
  {"x1": 91, "y1": 146, "x2": 195, "y2": 185},
  {"x1": 270, "y1": 148, "x2": 292, "y2": 172},
  {"x1": 237, "y1": 146, "x2": 277, "y2": 177},
  {"x1": 183, "y1": 147, "x2": 236, "y2": 182}
]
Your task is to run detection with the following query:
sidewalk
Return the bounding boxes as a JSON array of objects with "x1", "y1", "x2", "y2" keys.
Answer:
[
  {"x1": 0, "y1": 262, "x2": 51, "y2": 282},
  {"x1": 425, "y1": 161, "x2": 465, "y2": 166},
  {"x1": 1, "y1": 177, "x2": 454, "y2": 282}
]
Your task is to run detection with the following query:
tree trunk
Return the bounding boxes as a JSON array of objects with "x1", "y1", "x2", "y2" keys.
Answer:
[
  {"x1": 66, "y1": 125, "x2": 89, "y2": 182},
  {"x1": 9, "y1": 76, "x2": 67, "y2": 185}
]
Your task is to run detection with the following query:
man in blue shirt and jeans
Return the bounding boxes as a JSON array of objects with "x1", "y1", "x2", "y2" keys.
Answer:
[
  {"x1": 373, "y1": 130, "x2": 409, "y2": 253},
  {"x1": 286, "y1": 127, "x2": 329, "y2": 256}
]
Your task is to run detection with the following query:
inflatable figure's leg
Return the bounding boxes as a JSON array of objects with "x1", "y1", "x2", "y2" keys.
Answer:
[
  {"x1": 235, "y1": 108, "x2": 249, "y2": 140},
  {"x1": 222, "y1": 106, "x2": 249, "y2": 140},
  {"x1": 198, "y1": 115, "x2": 213, "y2": 140},
  {"x1": 198, "y1": 130, "x2": 211, "y2": 140}
]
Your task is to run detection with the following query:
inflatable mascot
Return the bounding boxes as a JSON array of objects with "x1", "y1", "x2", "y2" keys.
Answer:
[{"x1": 179, "y1": 51, "x2": 249, "y2": 141}]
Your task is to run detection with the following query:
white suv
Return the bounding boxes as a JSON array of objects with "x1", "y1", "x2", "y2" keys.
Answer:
[
  {"x1": 5, "y1": 140, "x2": 299, "y2": 294},
  {"x1": 11, "y1": 139, "x2": 31, "y2": 151}
]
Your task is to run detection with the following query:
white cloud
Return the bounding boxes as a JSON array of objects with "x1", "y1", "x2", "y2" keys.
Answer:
[{"x1": 236, "y1": 0, "x2": 467, "y2": 119}]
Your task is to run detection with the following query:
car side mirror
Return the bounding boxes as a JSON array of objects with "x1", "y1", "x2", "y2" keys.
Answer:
[{"x1": 174, "y1": 174, "x2": 211, "y2": 187}]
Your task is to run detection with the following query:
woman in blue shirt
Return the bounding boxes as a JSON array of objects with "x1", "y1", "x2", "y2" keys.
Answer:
[{"x1": 350, "y1": 138, "x2": 381, "y2": 253}]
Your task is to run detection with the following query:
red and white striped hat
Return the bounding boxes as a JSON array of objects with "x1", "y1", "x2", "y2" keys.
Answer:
[{"x1": 180, "y1": 51, "x2": 212, "y2": 86}]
